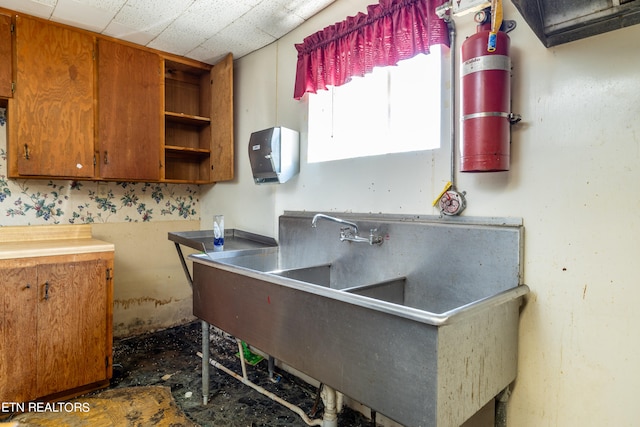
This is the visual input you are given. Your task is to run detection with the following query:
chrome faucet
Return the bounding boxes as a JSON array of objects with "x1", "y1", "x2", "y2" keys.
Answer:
[
  {"x1": 311, "y1": 214, "x2": 383, "y2": 245},
  {"x1": 311, "y1": 213, "x2": 359, "y2": 232}
]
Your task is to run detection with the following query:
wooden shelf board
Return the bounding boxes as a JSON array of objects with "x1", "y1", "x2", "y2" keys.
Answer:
[
  {"x1": 165, "y1": 111, "x2": 211, "y2": 126},
  {"x1": 162, "y1": 178, "x2": 211, "y2": 184},
  {"x1": 165, "y1": 145, "x2": 211, "y2": 157}
]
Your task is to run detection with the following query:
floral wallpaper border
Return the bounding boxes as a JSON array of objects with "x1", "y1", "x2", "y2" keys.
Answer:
[{"x1": 0, "y1": 111, "x2": 200, "y2": 225}]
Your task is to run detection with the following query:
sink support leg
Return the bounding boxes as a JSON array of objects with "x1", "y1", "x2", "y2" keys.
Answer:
[
  {"x1": 173, "y1": 242, "x2": 193, "y2": 287},
  {"x1": 237, "y1": 338, "x2": 248, "y2": 379},
  {"x1": 268, "y1": 355, "x2": 281, "y2": 382},
  {"x1": 495, "y1": 386, "x2": 511, "y2": 427},
  {"x1": 202, "y1": 320, "x2": 210, "y2": 405},
  {"x1": 172, "y1": 242, "x2": 211, "y2": 406}
]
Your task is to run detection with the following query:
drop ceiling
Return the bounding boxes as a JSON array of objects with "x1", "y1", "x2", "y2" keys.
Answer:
[{"x1": 0, "y1": 0, "x2": 335, "y2": 64}]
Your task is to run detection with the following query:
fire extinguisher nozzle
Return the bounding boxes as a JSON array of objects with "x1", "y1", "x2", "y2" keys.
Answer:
[{"x1": 487, "y1": 33, "x2": 497, "y2": 52}]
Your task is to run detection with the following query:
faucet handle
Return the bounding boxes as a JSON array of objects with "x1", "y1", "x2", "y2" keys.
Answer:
[{"x1": 368, "y1": 228, "x2": 384, "y2": 245}]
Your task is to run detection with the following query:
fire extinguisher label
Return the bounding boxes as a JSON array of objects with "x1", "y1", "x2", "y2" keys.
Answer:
[{"x1": 462, "y1": 55, "x2": 510, "y2": 76}]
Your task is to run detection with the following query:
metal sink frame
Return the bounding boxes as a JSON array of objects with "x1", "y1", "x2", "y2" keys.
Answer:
[{"x1": 187, "y1": 212, "x2": 529, "y2": 427}]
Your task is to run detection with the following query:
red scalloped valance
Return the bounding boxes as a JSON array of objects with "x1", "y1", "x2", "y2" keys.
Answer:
[{"x1": 293, "y1": 0, "x2": 449, "y2": 100}]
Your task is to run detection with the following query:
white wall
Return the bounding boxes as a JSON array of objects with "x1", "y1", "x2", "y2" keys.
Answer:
[{"x1": 202, "y1": 1, "x2": 640, "y2": 425}]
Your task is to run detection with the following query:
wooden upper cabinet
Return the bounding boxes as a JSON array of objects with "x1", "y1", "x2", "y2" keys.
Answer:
[
  {"x1": 7, "y1": 12, "x2": 234, "y2": 184},
  {"x1": 211, "y1": 53, "x2": 234, "y2": 182},
  {"x1": 13, "y1": 15, "x2": 95, "y2": 178},
  {"x1": 97, "y1": 39, "x2": 161, "y2": 181},
  {"x1": 0, "y1": 14, "x2": 13, "y2": 98}
]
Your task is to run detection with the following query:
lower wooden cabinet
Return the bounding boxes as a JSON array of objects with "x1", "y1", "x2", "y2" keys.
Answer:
[{"x1": 0, "y1": 251, "x2": 114, "y2": 403}]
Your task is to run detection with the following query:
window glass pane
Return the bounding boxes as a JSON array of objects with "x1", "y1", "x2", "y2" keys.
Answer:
[
  {"x1": 308, "y1": 47, "x2": 443, "y2": 163},
  {"x1": 389, "y1": 47, "x2": 442, "y2": 153}
]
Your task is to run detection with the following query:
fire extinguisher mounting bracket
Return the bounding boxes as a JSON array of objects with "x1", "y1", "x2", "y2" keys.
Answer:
[
  {"x1": 502, "y1": 20, "x2": 517, "y2": 33},
  {"x1": 508, "y1": 113, "x2": 522, "y2": 125}
]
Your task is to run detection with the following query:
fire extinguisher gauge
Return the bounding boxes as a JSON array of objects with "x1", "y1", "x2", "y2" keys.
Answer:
[{"x1": 474, "y1": 10, "x2": 489, "y2": 24}]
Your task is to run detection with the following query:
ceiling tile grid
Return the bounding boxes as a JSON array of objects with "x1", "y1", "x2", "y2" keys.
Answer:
[{"x1": 0, "y1": 0, "x2": 336, "y2": 63}]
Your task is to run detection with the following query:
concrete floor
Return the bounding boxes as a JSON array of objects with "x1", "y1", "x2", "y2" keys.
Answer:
[{"x1": 109, "y1": 321, "x2": 373, "y2": 427}]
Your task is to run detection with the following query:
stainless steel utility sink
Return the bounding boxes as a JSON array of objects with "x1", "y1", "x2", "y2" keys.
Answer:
[{"x1": 190, "y1": 212, "x2": 529, "y2": 427}]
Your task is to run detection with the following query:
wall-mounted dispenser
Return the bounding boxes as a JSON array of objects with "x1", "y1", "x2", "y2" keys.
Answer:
[{"x1": 248, "y1": 127, "x2": 300, "y2": 184}]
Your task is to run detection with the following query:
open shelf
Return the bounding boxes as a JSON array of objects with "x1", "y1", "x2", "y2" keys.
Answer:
[
  {"x1": 163, "y1": 59, "x2": 212, "y2": 183},
  {"x1": 164, "y1": 153, "x2": 211, "y2": 183}
]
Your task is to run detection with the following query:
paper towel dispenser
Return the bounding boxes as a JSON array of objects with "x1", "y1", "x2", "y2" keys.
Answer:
[{"x1": 248, "y1": 127, "x2": 300, "y2": 184}]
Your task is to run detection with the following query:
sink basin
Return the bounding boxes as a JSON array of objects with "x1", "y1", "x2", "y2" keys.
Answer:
[
  {"x1": 268, "y1": 264, "x2": 331, "y2": 287},
  {"x1": 267, "y1": 263, "x2": 406, "y2": 305},
  {"x1": 343, "y1": 278, "x2": 406, "y2": 305},
  {"x1": 190, "y1": 212, "x2": 528, "y2": 427}
]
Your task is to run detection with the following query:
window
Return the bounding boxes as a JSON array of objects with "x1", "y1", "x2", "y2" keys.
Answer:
[{"x1": 308, "y1": 45, "x2": 446, "y2": 163}]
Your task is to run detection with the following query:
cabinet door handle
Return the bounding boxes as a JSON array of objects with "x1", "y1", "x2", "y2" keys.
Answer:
[
  {"x1": 24, "y1": 144, "x2": 30, "y2": 160},
  {"x1": 25, "y1": 283, "x2": 31, "y2": 289},
  {"x1": 44, "y1": 281, "x2": 50, "y2": 300},
  {"x1": 104, "y1": 151, "x2": 109, "y2": 164}
]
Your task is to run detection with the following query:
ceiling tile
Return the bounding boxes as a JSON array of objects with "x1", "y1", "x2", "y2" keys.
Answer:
[
  {"x1": 196, "y1": 22, "x2": 275, "y2": 63},
  {"x1": 239, "y1": 0, "x2": 262, "y2": 7},
  {"x1": 111, "y1": 0, "x2": 193, "y2": 36},
  {"x1": 170, "y1": 1, "x2": 250, "y2": 37},
  {"x1": 0, "y1": 0, "x2": 55, "y2": 18},
  {"x1": 216, "y1": 19, "x2": 276, "y2": 50},
  {"x1": 184, "y1": 45, "x2": 225, "y2": 65},
  {"x1": 102, "y1": 19, "x2": 157, "y2": 45},
  {"x1": 51, "y1": 0, "x2": 116, "y2": 33},
  {"x1": 147, "y1": 22, "x2": 208, "y2": 56},
  {"x1": 65, "y1": 0, "x2": 127, "y2": 14},
  {"x1": 242, "y1": 1, "x2": 305, "y2": 39},
  {"x1": 282, "y1": 0, "x2": 336, "y2": 20},
  {"x1": 0, "y1": 0, "x2": 337, "y2": 63}
]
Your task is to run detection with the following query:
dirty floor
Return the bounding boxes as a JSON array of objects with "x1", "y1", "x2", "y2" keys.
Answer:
[{"x1": 109, "y1": 321, "x2": 374, "y2": 427}]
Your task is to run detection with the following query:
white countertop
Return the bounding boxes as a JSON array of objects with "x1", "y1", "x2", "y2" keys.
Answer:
[
  {"x1": 0, "y1": 224, "x2": 114, "y2": 259},
  {"x1": 0, "y1": 238, "x2": 115, "y2": 259}
]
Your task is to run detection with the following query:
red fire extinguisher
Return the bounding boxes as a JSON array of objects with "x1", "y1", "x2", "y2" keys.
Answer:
[{"x1": 460, "y1": 12, "x2": 512, "y2": 172}]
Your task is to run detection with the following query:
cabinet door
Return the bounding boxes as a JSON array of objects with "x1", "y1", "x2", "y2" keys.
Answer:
[
  {"x1": 98, "y1": 39, "x2": 161, "y2": 180},
  {"x1": 0, "y1": 265, "x2": 38, "y2": 402},
  {"x1": 0, "y1": 14, "x2": 12, "y2": 98},
  {"x1": 210, "y1": 53, "x2": 234, "y2": 182},
  {"x1": 36, "y1": 259, "x2": 109, "y2": 397},
  {"x1": 14, "y1": 15, "x2": 95, "y2": 178}
]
